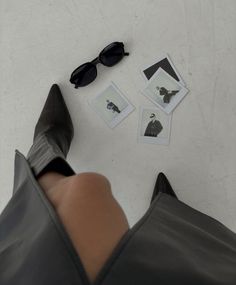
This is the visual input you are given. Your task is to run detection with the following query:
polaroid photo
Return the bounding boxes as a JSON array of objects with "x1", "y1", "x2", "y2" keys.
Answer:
[
  {"x1": 88, "y1": 82, "x2": 135, "y2": 129},
  {"x1": 138, "y1": 106, "x2": 172, "y2": 145},
  {"x1": 141, "y1": 54, "x2": 185, "y2": 86},
  {"x1": 141, "y1": 68, "x2": 188, "y2": 114}
]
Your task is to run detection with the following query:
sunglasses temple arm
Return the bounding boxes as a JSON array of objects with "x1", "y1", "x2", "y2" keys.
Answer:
[{"x1": 124, "y1": 52, "x2": 129, "y2": 56}]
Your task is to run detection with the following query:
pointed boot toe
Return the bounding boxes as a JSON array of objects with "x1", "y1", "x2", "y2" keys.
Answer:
[
  {"x1": 150, "y1": 172, "x2": 178, "y2": 204},
  {"x1": 34, "y1": 84, "x2": 74, "y2": 141},
  {"x1": 26, "y1": 84, "x2": 75, "y2": 178}
]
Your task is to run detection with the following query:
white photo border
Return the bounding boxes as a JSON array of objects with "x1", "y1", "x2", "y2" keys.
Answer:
[
  {"x1": 141, "y1": 53, "x2": 185, "y2": 86},
  {"x1": 137, "y1": 106, "x2": 172, "y2": 145},
  {"x1": 88, "y1": 81, "x2": 135, "y2": 129},
  {"x1": 141, "y1": 68, "x2": 188, "y2": 115}
]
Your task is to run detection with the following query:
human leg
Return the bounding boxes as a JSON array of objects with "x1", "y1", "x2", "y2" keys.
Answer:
[
  {"x1": 27, "y1": 84, "x2": 130, "y2": 283},
  {"x1": 38, "y1": 171, "x2": 130, "y2": 283}
]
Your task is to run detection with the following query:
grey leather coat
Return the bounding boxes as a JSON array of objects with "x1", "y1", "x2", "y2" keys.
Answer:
[{"x1": 0, "y1": 149, "x2": 236, "y2": 285}]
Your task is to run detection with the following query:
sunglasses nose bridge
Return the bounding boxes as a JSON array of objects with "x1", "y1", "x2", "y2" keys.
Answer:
[{"x1": 91, "y1": 57, "x2": 100, "y2": 65}]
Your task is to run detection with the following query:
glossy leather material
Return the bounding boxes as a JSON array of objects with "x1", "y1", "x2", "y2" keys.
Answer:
[
  {"x1": 26, "y1": 84, "x2": 75, "y2": 179},
  {"x1": 0, "y1": 150, "x2": 85, "y2": 285},
  {"x1": 1, "y1": 151, "x2": 236, "y2": 284},
  {"x1": 150, "y1": 172, "x2": 178, "y2": 204},
  {"x1": 1, "y1": 83, "x2": 236, "y2": 284}
]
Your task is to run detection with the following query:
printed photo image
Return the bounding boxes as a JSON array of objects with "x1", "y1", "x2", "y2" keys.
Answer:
[
  {"x1": 88, "y1": 82, "x2": 135, "y2": 129},
  {"x1": 141, "y1": 54, "x2": 185, "y2": 86},
  {"x1": 142, "y1": 68, "x2": 188, "y2": 114},
  {"x1": 138, "y1": 106, "x2": 172, "y2": 145}
]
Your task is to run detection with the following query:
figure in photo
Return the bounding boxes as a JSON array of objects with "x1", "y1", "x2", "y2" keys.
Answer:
[
  {"x1": 144, "y1": 113, "x2": 163, "y2": 137},
  {"x1": 156, "y1": 86, "x2": 179, "y2": 103},
  {"x1": 106, "y1": 99, "x2": 121, "y2": 114}
]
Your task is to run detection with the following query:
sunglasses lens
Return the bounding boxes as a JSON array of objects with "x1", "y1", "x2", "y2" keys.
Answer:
[
  {"x1": 70, "y1": 62, "x2": 97, "y2": 87},
  {"x1": 99, "y1": 42, "x2": 125, "y2": 67}
]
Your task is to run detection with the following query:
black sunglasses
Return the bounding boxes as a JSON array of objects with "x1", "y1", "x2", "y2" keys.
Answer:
[{"x1": 69, "y1": 41, "x2": 129, "y2": 88}]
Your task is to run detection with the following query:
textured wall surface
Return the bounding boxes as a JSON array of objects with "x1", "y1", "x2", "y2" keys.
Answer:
[{"x1": 0, "y1": 0, "x2": 236, "y2": 232}]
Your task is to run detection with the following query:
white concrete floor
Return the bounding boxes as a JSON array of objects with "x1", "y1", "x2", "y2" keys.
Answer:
[{"x1": 0, "y1": 0, "x2": 236, "y2": 232}]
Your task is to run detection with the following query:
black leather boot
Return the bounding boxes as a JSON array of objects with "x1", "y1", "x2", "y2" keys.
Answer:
[
  {"x1": 150, "y1": 172, "x2": 178, "y2": 204},
  {"x1": 26, "y1": 84, "x2": 76, "y2": 179}
]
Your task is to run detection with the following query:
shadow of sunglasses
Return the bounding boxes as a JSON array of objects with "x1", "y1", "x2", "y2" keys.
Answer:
[{"x1": 69, "y1": 41, "x2": 129, "y2": 88}]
